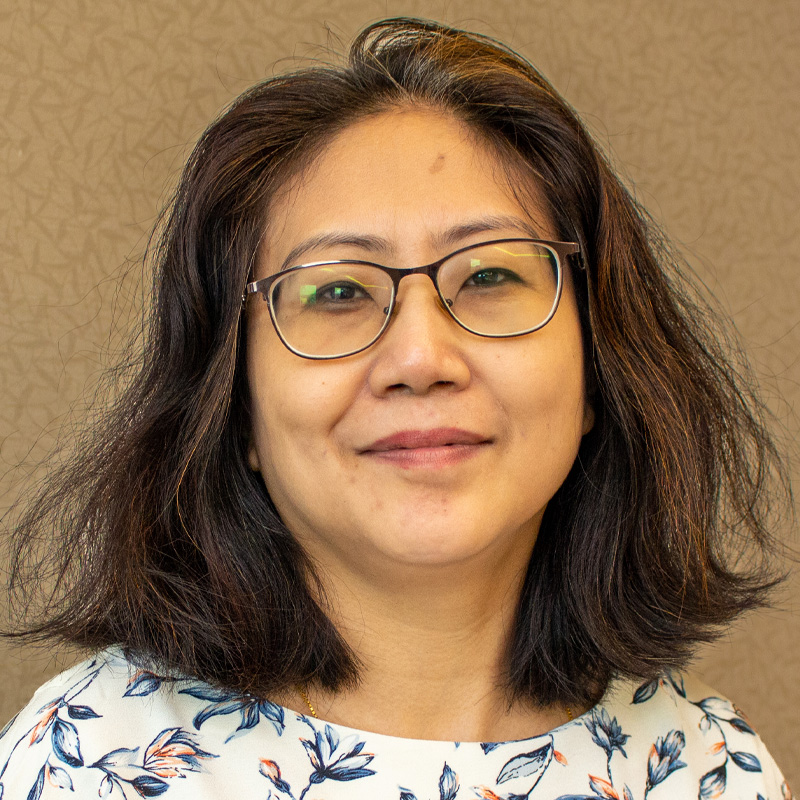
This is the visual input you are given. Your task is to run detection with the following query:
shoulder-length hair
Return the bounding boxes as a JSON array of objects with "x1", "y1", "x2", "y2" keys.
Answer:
[{"x1": 6, "y1": 18, "x2": 788, "y2": 708}]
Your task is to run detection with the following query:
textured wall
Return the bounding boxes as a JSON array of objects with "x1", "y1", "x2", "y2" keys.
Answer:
[{"x1": 1, "y1": 0, "x2": 797, "y2": 785}]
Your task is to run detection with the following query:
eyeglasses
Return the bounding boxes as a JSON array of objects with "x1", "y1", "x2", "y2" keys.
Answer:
[{"x1": 245, "y1": 238, "x2": 580, "y2": 360}]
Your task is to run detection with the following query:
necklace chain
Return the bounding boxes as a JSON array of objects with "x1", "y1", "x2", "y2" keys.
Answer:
[
  {"x1": 296, "y1": 684, "x2": 318, "y2": 718},
  {"x1": 296, "y1": 685, "x2": 574, "y2": 724}
]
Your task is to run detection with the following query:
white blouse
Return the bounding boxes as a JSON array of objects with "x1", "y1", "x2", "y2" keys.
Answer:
[{"x1": 0, "y1": 649, "x2": 790, "y2": 800}]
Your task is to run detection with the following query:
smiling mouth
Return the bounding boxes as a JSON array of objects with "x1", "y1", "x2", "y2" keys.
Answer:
[{"x1": 359, "y1": 428, "x2": 491, "y2": 468}]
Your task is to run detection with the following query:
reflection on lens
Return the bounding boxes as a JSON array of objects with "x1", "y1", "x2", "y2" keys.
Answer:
[
  {"x1": 272, "y1": 264, "x2": 393, "y2": 357},
  {"x1": 267, "y1": 241, "x2": 561, "y2": 357},
  {"x1": 439, "y1": 241, "x2": 559, "y2": 336}
]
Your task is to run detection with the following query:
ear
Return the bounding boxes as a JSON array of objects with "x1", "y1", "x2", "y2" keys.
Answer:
[
  {"x1": 581, "y1": 400, "x2": 595, "y2": 436},
  {"x1": 247, "y1": 437, "x2": 261, "y2": 472}
]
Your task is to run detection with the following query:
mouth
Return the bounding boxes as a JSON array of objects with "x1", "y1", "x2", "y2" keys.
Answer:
[{"x1": 359, "y1": 428, "x2": 491, "y2": 468}]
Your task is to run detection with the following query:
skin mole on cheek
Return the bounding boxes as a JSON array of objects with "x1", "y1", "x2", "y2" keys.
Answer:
[{"x1": 429, "y1": 153, "x2": 446, "y2": 173}]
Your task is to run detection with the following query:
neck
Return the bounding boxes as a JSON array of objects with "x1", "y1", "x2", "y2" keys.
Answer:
[{"x1": 289, "y1": 553, "x2": 570, "y2": 742}]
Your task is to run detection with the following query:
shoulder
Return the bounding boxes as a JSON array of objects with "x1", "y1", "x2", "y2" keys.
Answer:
[
  {"x1": 0, "y1": 649, "x2": 236, "y2": 798},
  {"x1": 578, "y1": 671, "x2": 792, "y2": 799}
]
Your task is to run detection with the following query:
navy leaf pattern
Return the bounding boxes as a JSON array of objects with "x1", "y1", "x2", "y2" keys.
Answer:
[
  {"x1": 667, "y1": 674, "x2": 686, "y2": 698},
  {"x1": 728, "y1": 717, "x2": 756, "y2": 735},
  {"x1": 67, "y1": 704, "x2": 101, "y2": 720},
  {"x1": 0, "y1": 653, "x2": 788, "y2": 800},
  {"x1": 729, "y1": 751, "x2": 761, "y2": 772},
  {"x1": 553, "y1": 795, "x2": 605, "y2": 799},
  {"x1": 698, "y1": 698, "x2": 737, "y2": 721},
  {"x1": 52, "y1": 719, "x2": 83, "y2": 767},
  {"x1": 178, "y1": 686, "x2": 232, "y2": 703},
  {"x1": 497, "y1": 743, "x2": 552, "y2": 786},
  {"x1": 45, "y1": 764, "x2": 73, "y2": 790},
  {"x1": 438, "y1": 764, "x2": 458, "y2": 800},
  {"x1": 699, "y1": 764, "x2": 726, "y2": 799},
  {"x1": 26, "y1": 765, "x2": 45, "y2": 800},
  {"x1": 124, "y1": 673, "x2": 166, "y2": 698},
  {"x1": 99, "y1": 774, "x2": 114, "y2": 797},
  {"x1": 632, "y1": 680, "x2": 658, "y2": 704},
  {"x1": 132, "y1": 774, "x2": 169, "y2": 796}
]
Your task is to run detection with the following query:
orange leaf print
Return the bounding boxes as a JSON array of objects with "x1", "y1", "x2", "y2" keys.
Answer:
[
  {"x1": 708, "y1": 741, "x2": 725, "y2": 755},
  {"x1": 142, "y1": 728, "x2": 216, "y2": 778},
  {"x1": 553, "y1": 750, "x2": 568, "y2": 766},
  {"x1": 29, "y1": 702, "x2": 58, "y2": 745},
  {"x1": 473, "y1": 788, "x2": 502, "y2": 800},
  {"x1": 588, "y1": 775, "x2": 620, "y2": 799}
]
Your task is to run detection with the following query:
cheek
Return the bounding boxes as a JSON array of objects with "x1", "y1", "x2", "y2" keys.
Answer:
[
  {"x1": 246, "y1": 338, "x2": 360, "y2": 479},
  {"x1": 499, "y1": 332, "x2": 587, "y2": 433}
]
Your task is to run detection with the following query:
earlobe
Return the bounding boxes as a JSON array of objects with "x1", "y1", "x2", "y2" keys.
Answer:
[
  {"x1": 581, "y1": 402, "x2": 595, "y2": 436},
  {"x1": 247, "y1": 439, "x2": 261, "y2": 472}
]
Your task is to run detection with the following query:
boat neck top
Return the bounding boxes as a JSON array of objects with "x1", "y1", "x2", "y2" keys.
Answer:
[{"x1": 0, "y1": 648, "x2": 790, "y2": 800}]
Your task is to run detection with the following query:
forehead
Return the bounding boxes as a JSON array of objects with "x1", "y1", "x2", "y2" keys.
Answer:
[{"x1": 259, "y1": 109, "x2": 553, "y2": 267}]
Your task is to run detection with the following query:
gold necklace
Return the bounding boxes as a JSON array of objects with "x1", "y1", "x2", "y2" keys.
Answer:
[
  {"x1": 297, "y1": 684, "x2": 318, "y2": 718},
  {"x1": 296, "y1": 685, "x2": 574, "y2": 724}
]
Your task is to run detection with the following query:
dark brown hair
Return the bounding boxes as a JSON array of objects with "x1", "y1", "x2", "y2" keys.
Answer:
[{"x1": 5, "y1": 18, "x2": 789, "y2": 708}]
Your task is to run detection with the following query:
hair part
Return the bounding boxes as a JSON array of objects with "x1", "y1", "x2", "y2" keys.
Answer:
[{"x1": 4, "y1": 17, "x2": 790, "y2": 708}]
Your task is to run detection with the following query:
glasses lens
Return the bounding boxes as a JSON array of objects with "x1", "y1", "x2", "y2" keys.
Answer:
[
  {"x1": 270, "y1": 263, "x2": 393, "y2": 357},
  {"x1": 437, "y1": 241, "x2": 560, "y2": 335}
]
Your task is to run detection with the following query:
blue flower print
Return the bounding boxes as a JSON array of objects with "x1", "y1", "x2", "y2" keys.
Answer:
[
  {"x1": 298, "y1": 722, "x2": 375, "y2": 800},
  {"x1": 91, "y1": 727, "x2": 216, "y2": 797},
  {"x1": 141, "y1": 728, "x2": 217, "y2": 778},
  {"x1": 583, "y1": 708, "x2": 629, "y2": 789},
  {"x1": 179, "y1": 686, "x2": 285, "y2": 742},
  {"x1": 585, "y1": 709, "x2": 629, "y2": 760},
  {"x1": 645, "y1": 730, "x2": 686, "y2": 795}
]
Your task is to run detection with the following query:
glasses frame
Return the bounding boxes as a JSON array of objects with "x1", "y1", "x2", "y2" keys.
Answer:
[{"x1": 245, "y1": 237, "x2": 581, "y2": 360}]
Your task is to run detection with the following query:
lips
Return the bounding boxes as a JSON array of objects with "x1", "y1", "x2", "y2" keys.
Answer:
[{"x1": 361, "y1": 428, "x2": 490, "y2": 453}]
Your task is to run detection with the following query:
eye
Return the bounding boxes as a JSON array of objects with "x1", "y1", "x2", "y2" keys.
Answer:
[
  {"x1": 307, "y1": 281, "x2": 369, "y2": 305},
  {"x1": 465, "y1": 267, "x2": 523, "y2": 287}
]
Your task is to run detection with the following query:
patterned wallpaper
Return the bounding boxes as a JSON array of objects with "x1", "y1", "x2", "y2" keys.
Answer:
[{"x1": 1, "y1": 0, "x2": 797, "y2": 785}]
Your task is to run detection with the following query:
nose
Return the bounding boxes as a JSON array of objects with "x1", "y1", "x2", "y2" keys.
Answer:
[{"x1": 367, "y1": 275, "x2": 472, "y2": 396}]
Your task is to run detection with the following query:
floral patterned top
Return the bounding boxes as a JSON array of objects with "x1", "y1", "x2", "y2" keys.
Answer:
[{"x1": 0, "y1": 649, "x2": 791, "y2": 800}]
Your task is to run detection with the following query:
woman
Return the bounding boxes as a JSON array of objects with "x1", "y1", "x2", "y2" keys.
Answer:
[{"x1": 0, "y1": 17, "x2": 792, "y2": 800}]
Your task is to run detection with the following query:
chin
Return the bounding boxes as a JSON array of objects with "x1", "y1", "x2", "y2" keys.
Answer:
[{"x1": 367, "y1": 519, "x2": 533, "y2": 571}]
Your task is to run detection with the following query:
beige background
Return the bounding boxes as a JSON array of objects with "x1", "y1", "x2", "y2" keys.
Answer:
[{"x1": 1, "y1": 0, "x2": 798, "y2": 785}]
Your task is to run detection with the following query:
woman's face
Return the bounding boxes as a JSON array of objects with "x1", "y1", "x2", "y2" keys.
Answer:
[{"x1": 247, "y1": 109, "x2": 592, "y2": 582}]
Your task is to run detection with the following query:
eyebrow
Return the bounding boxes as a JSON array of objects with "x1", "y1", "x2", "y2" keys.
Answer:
[{"x1": 276, "y1": 214, "x2": 546, "y2": 271}]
